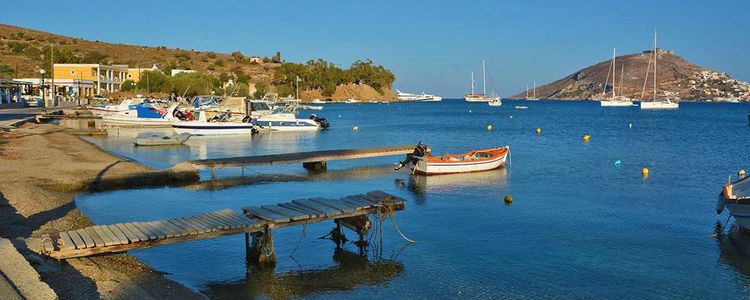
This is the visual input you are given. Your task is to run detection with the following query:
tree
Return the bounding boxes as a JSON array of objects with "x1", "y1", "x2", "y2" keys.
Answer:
[
  {"x1": 121, "y1": 80, "x2": 136, "y2": 91},
  {"x1": 231, "y1": 51, "x2": 244, "y2": 62},
  {"x1": 253, "y1": 82, "x2": 268, "y2": 99},
  {"x1": 135, "y1": 70, "x2": 169, "y2": 93}
]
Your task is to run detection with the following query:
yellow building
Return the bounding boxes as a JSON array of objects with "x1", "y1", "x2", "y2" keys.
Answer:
[
  {"x1": 126, "y1": 64, "x2": 160, "y2": 82},
  {"x1": 53, "y1": 63, "x2": 128, "y2": 95}
]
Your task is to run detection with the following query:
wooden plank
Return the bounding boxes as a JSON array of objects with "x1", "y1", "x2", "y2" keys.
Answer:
[
  {"x1": 327, "y1": 198, "x2": 362, "y2": 211},
  {"x1": 66, "y1": 230, "x2": 87, "y2": 250},
  {"x1": 84, "y1": 227, "x2": 105, "y2": 246},
  {"x1": 207, "y1": 212, "x2": 243, "y2": 229},
  {"x1": 58, "y1": 231, "x2": 76, "y2": 250},
  {"x1": 177, "y1": 217, "x2": 208, "y2": 234},
  {"x1": 142, "y1": 221, "x2": 169, "y2": 239},
  {"x1": 164, "y1": 219, "x2": 190, "y2": 236},
  {"x1": 279, "y1": 202, "x2": 325, "y2": 218},
  {"x1": 341, "y1": 196, "x2": 373, "y2": 207},
  {"x1": 262, "y1": 205, "x2": 310, "y2": 221},
  {"x1": 201, "y1": 213, "x2": 234, "y2": 230},
  {"x1": 115, "y1": 223, "x2": 140, "y2": 243},
  {"x1": 196, "y1": 213, "x2": 228, "y2": 230},
  {"x1": 219, "y1": 210, "x2": 259, "y2": 226},
  {"x1": 182, "y1": 216, "x2": 213, "y2": 233},
  {"x1": 91, "y1": 226, "x2": 114, "y2": 246},
  {"x1": 168, "y1": 219, "x2": 200, "y2": 235},
  {"x1": 310, "y1": 198, "x2": 354, "y2": 213},
  {"x1": 76, "y1": 229, "x2": 96, "y2": 248},
  {"x1": 243, "y1": 206, "x2": 290, "y2": 223},
  {"x1": 107, "y1": 225, "x2": 130, "y2": 245},
  {"x1": 152, "y1": 221, "x2": 178, "y2": 238},
  {"x1": 353, "y1": 194, "x2": 381, "y2": 204},
  {"x1": 132, "y1": 222, "x2": 159, "y2": 240},
  {"x1": 117, "y1": 224, "x2": 140, "y2": 242},
  {"x1": 292, "y1": 199, "x2": 341, "y2": 216},
  {"x1": 159, "y1": 220, "x2": 187, "y2": 237},
  {"x1": 98, "y1": 226, "x2": 123, "y2": 246},
  {"x1": 41, "y1": 234, "x2": 54, "y2": 253},
  {"x1": 124, "y1": 223, "x2": 150, "y2": 241}
]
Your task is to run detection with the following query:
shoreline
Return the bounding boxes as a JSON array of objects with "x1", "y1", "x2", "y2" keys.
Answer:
[{"x1": 0, "y1": 121, "x2": 205, "y2": 299}]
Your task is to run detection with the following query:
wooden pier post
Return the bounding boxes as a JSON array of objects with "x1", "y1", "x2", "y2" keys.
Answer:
[
  {"x1": 247, "y1": 226, "x2": 276, "y2": 266},
  {"x1": 302, "y1": 161, "x2": 327, "y2": 171}
]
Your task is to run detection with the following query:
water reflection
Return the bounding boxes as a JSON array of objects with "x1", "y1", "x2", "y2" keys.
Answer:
[
  {"x1": 203, "y1": 248, "x2": 404, "y2": 299},
  {"x1": 396, "y1": 168, "x2": 509, "y2": 205},
  {"x1": 715, "y1": 222, "x2": 750, "y2": 287}
]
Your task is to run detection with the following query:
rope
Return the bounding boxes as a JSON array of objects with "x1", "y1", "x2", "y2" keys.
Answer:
[{"x1": 289, "y1": 224, "x2": 307, "y2": 256}]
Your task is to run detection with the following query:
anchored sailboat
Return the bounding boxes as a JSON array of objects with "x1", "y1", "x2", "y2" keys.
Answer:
[
  {"x1": 464, "y1": 60, "x2": 501, "y2": 103},
  {"x1": 600, "y1": 48, "x2": 635, "y2": 107},
  {"x1": 526, "y1": 81, "x2": 540, "y2": 100},
  {"x1": 639, "y1": 30, "x2": 679, "y2": 109}
]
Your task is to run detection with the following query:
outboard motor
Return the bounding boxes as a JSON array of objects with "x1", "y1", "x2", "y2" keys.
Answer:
[
  {"x1": 395, "y1": 141, "x2": 428, "y2": 170},
  {"x1": 310, "y1": 114, "x2": 330, "y2": 129}
]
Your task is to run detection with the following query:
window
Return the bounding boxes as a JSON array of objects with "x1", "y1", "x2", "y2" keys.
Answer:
[
  {"x1": 70, "y1": 70, "x2": 76, "y2": 75},
  {"x1": 91, "y1": 69, "x2": 96, "y2": 77}
]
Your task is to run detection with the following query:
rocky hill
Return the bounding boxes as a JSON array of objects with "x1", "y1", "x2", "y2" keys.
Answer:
[{"x1": 513, "y1": 50, "x2": 750, "y2": 101}]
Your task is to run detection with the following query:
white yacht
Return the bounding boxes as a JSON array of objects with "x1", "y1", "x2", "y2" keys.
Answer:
[
  {"x1": 600, "y1": 48, "x2": 635, "y2": 107},
  {"x1": 396, "y1": 90, "x2": 443, "y2": 102},
  {"x1": 639, "y1": 30, "x2": 679, "y2": 110},
  {"x1": 464, "y1": 60, "x2": 500, "y2": 102}
]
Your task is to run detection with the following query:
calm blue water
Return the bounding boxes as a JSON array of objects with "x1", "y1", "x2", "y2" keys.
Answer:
[{"x1": 76, "y1": 100, "x2": 750, "y2": 298}]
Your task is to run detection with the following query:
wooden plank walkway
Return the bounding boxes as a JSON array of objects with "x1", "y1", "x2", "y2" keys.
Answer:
[
  {"x1": 188, "y1": 145, "x2": 416, "y2": 168},
  {"x1": 42, "y1": 191, "x2": 406, "y2": 259}
]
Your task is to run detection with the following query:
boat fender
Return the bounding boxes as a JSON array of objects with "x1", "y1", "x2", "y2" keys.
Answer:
[
  {"x1": 740, "y1": 170, "x2": 746, "y2": 178},
  {"x1": 629, "y1": 123, "x2": 633, "y2": 128},
  {"x1": 583, "y1": 134, "x2": 590, "y2": 142},
  {"x1": 614, "y1": 160, "x2": 622, "y2": 167},
  {"x1": 641, "y1": 168, "x2": 649, "y2": 177},
  {"x1": 504, "y1": 195, "x2": 513, "y2": 205}
]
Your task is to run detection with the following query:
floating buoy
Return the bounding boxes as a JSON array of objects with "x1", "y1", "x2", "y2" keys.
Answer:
[
  {"x1": 469, "y1": 109, "x2": 473, "y2": 113},
  {"x1": 642, "y1": 167, "x2": 649, "y2": 177},
  {"x1": 509, "y1": 115, "x2": 513, "y2": 119},
  {"x1": 338, "y1": 115, "x2": 341, "y2": 118},
  {"x1": 535, "y1": 127, "x2": 542, "y2": 134},
  {"x1": 504, "y1": 195, "x2": 513, "y2": 205},
  {"x1": 487, "y1": 124, "x2": 493, "y2": 131},
  {"x1": 352, "y1": 126, "x2": 359, "y2": 131},
  {"x1": 740, "y1": 170, "x2": 746, "y2": 178},
  {"x1": 582, "y1": 134, "x2": 590, "y2": 142},
  {"x1": 614, "y1": 160, "x2": 622, "y2": 167},
  {"x1": 628, "y1": 123, "x2": 633, "y2": 128}
]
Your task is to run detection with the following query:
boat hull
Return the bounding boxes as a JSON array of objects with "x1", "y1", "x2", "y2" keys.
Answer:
[
  {"x1": 600, "y1": 100, "x2": 635, "y2": 107},
  {"x1": 640, "y1": 101, "x2": 679, "y2": 109},
  {"x1": 413, "y1": 147, "x2": 509, "y2": 175},
  {"x1": 134, "y1": 132, "x2": 190, "y2": 146},
  {"x1": 102, "y1": 116, "x2": 173, "y2": 127},
  {"x1": 172, "y1": 122, "x2": 257, "y2": 135}
]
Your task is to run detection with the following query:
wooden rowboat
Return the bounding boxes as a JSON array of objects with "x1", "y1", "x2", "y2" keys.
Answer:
[{"x1": 412, "y1": 146, "x2": 509, "y2": 175}]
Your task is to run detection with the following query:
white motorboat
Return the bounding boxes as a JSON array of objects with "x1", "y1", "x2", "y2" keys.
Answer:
[
  {"x1": 345, "y1": 98, "x2": 360, "y2": 104},
  {"x1": 488, "y1": 99, "x2": 502, "y2": 106},
  {"x1": 639, "y1": 30, "x2": 679, "y2": 110},
  {"x1": 311, "y1": 99, "x2": 326, "y2": 104},
  {"x1": 90, "y1": 98, "x2": 143, "y2": 116},
  {"x1": 255, "y1": 112, "x2": 324, "y2": 131},
  {"x1": 397, "y1": 90, "x2": 443, "y2": 102},
  {"x1": 599, "y1": 48, "x2": 635, "y2": 107},
  {"x1": 464, "y1": 60, "x2": 501, "y2": 102},
  {"x1": 134, "y1": 132, "x2": 190, "y2": 146},
  {"x1": 718, "y1": 175, "x2": 750, "y2": 231},
  {"x1": 102, "y1": 104, "x2": 178, "y2": 127}
]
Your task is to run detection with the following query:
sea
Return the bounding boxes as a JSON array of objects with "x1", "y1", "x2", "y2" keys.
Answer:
[{"x1": 74, "y1": 99, "x2": 750, "y2": 299}]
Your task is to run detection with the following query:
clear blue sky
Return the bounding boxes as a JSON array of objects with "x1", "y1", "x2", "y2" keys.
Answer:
[{"x1": 2, "y1": 0, "x2": 748, "y2": 97}]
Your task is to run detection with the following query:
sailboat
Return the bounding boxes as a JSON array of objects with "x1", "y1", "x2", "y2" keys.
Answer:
[
  {"x1": 600, "y1": 48, "x2": 635, "y2": 107},
  {"x1": 526, "y1": 81, "x2": 540, "y2": 100},
  {"x1": 464, "y1": 60, "x2": 501, "y2": 103},
  {"x1": 639, "y1": 30, "x2": 679, "y2": 109}
]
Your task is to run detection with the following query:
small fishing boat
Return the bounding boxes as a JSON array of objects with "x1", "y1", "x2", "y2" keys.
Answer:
[
  {"x1": 514, "y1": 105, "x2": 528, "y2": 110},
  {"x1": 488, "y1": 99, "x2": 502, "y2": 106},
  {"x1": 255, "y1": 111, "x2": 328, "y2": 131},
  {"x1": 134, "y1": 132, "x2": 190, "y2": 146},
  {"x1": 90, "y1": 98, "x2": 143, "y2": 116},
  {"x1": 345, "y1": 98, "x2": 360, "y2": 104},
  {"x1": 718, "y1": 175, "x2": 750, "y2": 231},
  {"x1": 396, "y1": 143, "x2": 509, "y2": 175}
]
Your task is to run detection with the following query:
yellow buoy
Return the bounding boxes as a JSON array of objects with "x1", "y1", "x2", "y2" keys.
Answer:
[
  {"x1": 642, "y1": 167, "x2": 649, "y2": 177},
  {"x1": 504, "y1": 195, "x2": 513, "y2": 205},
  {"x1": 740, "y1": 170, "x2": 746, "y2": 178},
  {"x1": 487, "y1": 124, "x2": 493, "y2": 131},
  {"x1": 583, "y1": 134, "x2": 590, "y2": 142},
  {"x1": 535, "y1": 127, "x2": 542, "y2": 134}
]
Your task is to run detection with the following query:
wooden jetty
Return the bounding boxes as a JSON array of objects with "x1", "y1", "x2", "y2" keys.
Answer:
[
  {"x1": 41, "y1": 191, "x2": 405, "y2": 262},
  {"x1": 186, "y1": 145, "x2": 417, "y2": 170}
]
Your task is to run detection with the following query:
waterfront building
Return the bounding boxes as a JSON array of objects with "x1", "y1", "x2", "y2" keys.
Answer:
[
  {"x1": 126, "y1": 64, "x2": 160, "y2": 82},
  {"x1": 53, "y1": 63, "x2": 127, "y2": 95}
]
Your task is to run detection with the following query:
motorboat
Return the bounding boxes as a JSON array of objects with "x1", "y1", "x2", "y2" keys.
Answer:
[
  {"x1": 488, "y1": 99, "x2": 502, "y2": 106},
  {"x1": 397, "y1": 90, "x2": 443, "y2": 102},
  {"x1": 515, "y1": 105, "x2": 528, "y2": 110},
  {"x1": 345, "y1": 98, "x2": 360, "y2": 104},
  {"x1": 134, "y1": 132, "x2": 190, "y2": 146},
  {"x1": 396, "y1": 142, "x2": 509, "y2": 175},
  {"x1": 718, "y1": 175, "x2": 750, "y2": 231},
  {"x1": 254, "y1": 108, "x2": 329, "y2": 131},
  {"x1": 311, "y1": 99, "x2": 326, "y2": 104},
  {"x1": 102, "y1": 103, "x2": 178, "y2": 127},
  {"x1": 89, "y1": 98, "x2": 143, "y2": 116},
  {"x1": 171, "y1": 111, "x2": 259, "y2": 135}
]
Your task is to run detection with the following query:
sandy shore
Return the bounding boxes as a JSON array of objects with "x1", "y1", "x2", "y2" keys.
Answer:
[{"x1": 0, "y1": 122, "x2": 205, "y2": 299}]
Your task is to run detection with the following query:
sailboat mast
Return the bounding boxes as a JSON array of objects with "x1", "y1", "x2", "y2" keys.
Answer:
[
  {"x1": 471, "y1": 72, "x2": 475, "y2": 94},
  {"x1": 612, "y1": 48, "x2": 616, "y2": 98},
  {"x1": 533, "y1": 81, "x2": 536, "y2": 98},
  {"x1": 620, "y1": 64, "x2": 624, "y2": 96},
  {"x1": 482, "y1": 60, "x2": 487, "y2": 96},
  {"x1": 653, "y1": 29, "x2": 657, "y2": 100},
  {"x1": 526, "y1": 85, "x2": 529, "y2": 98}
]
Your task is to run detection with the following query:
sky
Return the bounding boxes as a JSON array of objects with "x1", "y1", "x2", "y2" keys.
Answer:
[{"x1": 2, "y1": 0, "x2": 749, "y2": 97}]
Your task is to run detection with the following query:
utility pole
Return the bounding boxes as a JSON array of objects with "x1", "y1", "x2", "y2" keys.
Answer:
[{"x1": 50, "y1": 44, "x2": 55, "y2": 106}]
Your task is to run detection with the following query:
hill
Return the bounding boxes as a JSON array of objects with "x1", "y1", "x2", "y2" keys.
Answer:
[
  {"x1": 512, "y1": 50, "x2": 750, "y2": 101},
  {"x1": 0, "y1": 24, "x2": 398, "y2": 100}
]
